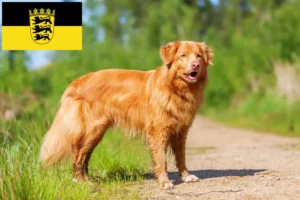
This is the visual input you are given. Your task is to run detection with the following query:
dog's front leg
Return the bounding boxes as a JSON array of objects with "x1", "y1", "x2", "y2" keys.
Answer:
[
  {"x1": 148, "y1": 133, "x2": 173, "y2": 189},
  {"x1": 170, "y1": 133, "x2": 199, "y2": 183}
]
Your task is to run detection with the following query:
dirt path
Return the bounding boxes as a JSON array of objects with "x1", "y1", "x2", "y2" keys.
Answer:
[{"x1": 139, "y1": 116, "x2": 300, "y2": 200}]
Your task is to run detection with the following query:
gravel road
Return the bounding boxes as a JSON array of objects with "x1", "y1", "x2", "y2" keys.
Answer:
[{"x1": 138, "y1": 116, "x2": 300, "y2": 200}]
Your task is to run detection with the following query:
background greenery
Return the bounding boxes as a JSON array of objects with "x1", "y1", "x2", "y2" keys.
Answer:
[{"x1": 1, "y1": 0, "x2": 300, "y2": 199}]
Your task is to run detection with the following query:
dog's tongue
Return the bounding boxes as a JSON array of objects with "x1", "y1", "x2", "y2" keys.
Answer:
[{"x1": 188, "y1": 75, "x2": 197, "y2": 80}]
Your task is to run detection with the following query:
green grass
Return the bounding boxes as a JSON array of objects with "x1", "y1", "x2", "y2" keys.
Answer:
[
  {"x1": 202, "y1": 94, "x2": 300, "y2": 137},
  {"x1": 206, "y1": 113, "x2": 300, "y2": 137},
  {"x1": 0, "y1": 104, "x2": 152, "y2": 200}
]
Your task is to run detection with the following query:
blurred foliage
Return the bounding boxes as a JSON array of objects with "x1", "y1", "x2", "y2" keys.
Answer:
[
  {"x1": 1, "y1": 0, "x2": 300, "y2": 198},
  {"x1": 1, "y1": 0, "x2": 300, "y2": 131}
]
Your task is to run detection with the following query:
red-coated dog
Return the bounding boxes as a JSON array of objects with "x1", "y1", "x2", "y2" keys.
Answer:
[{"x1": 40, "y1": 41, "x2": 213, "y2": 188}]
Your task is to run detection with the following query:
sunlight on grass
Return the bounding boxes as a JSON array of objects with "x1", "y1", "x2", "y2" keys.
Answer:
[
  {"x1": 0, "y1": 106, "x2": 152, "y2": 199},
  {"x1": 202, "y1": 94, "x2": 300, "y2": 137}
]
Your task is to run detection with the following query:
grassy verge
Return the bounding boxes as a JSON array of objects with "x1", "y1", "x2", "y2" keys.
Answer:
[
  {"x1": 202, "y1": 94, "x2": 300, "y2": 137},
  {"x1": 0, "y1": 103, "x2": 152, "y2": 200}
]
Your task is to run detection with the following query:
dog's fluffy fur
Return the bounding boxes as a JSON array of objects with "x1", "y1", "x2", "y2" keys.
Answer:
[{"x1": 39, "y1": 41, "x2": 213, "y2": 188}]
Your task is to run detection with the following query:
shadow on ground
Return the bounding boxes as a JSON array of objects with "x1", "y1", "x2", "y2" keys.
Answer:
[
  {"x1": 89, "y1": 168, "x2": 266, "y2": 184},
  {"x1": 144, "y1": 169, "x2": 266, "y2": 183}
]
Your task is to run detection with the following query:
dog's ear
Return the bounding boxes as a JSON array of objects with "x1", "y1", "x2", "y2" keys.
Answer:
[
  {"x1": 160, "y1": 41, "x2": 180, "y2": 66},
  {"x1": 198, "y1": 42, "x2": 214, "y2": 66}
]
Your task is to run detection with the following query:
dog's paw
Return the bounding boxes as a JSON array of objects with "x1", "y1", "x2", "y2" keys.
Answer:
[
  {"x1": 72, "y1": 178, "x2": 94, "y2": 185},
  {"x1": 182, "y1": 174, "x2": 199, "y2": 183},
  {"x1": 72, "y1": 178, "x2": 79, "y2": 183},
  {"x1": 160, "y1": 181, "x2": 174, "y2": 189}
]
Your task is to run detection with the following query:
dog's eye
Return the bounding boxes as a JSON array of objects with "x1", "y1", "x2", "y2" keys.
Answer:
[
  {"x1": 197, "y1": 54, "x2": 202, "y2": 58},
  {"x1": 180, "y1": 54, "x2": 186, "y2": 58}
]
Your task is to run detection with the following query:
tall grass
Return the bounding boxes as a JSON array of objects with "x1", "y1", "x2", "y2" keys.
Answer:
[{"x1": 0, "y1": 102, "x2": 152, "y2": 199}]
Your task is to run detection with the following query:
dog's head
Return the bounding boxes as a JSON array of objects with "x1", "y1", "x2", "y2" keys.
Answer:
[{"x1": 160, "y1": 41, "x2": 214, "y2": 83}]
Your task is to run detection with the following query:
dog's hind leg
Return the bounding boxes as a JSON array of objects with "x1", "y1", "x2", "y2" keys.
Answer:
[
  {"x1": 72, "y1": 116, "x2": 110, "y2": 182},
  {"x1": 72, "y1": 135, "x2": 85, "y2": 182},
  {"x1": 83, "y1": 118, "x2": 110, "y2": 181}
]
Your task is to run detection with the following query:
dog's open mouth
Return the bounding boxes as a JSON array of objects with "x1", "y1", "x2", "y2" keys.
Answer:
[{"x1": 184, "y1": 72, "x2": 198, "y2": 82}]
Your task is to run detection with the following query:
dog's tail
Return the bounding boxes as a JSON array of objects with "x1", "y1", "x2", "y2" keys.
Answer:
[{"x1": 39, "y1": 96, "x2": 84, "y2": 168}]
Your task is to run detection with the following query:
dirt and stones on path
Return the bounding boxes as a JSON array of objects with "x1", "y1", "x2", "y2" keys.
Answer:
[{"x1": 138, "y1": 116, "x2": 300, "y2": 200}]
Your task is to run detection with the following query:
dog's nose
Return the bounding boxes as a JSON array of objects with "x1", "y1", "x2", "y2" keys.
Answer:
[{"x1": 192, "y1": 62, "x2": 200, "y2": 69}]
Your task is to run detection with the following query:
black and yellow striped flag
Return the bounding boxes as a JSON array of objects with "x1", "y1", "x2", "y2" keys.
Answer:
[{"x1": 2, "y1": 2, "x2": 82, "y2": 50}]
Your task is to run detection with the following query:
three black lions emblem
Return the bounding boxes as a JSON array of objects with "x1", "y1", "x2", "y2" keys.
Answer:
[{"x1": 29, "y1": 8, "x2": 55, "y2": 44}]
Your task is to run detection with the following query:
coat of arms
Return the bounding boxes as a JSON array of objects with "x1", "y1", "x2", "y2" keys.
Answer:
[{"x1": 29, "y1": 8, "x2": 55, "y2": 44}]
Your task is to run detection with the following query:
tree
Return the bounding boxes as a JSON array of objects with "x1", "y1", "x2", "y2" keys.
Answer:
[{"x1": 8, "y1": 51, "x2": 16, "y2": 71}]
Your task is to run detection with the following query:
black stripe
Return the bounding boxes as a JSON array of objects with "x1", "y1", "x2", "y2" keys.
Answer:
[{"x1": 2, "y1": 2, "x2": 82, "y2": 26}]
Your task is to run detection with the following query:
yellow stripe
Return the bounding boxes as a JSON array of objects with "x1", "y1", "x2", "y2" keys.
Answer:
[{"x1": 2, "y1": 26, "x2": 82, "y2": 50}]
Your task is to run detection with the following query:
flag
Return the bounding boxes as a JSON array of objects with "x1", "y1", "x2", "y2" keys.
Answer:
[{"x1": 2, "y1": 2, "x2": 82, "y2": 50}]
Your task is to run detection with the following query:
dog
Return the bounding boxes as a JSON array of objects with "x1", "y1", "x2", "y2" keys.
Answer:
[{"x1": 39, "y1": 41, "x2": 214, "y2": 189}]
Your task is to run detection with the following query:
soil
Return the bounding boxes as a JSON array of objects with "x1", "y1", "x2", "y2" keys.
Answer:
[{"x1": 138, "y1": 116, "x2": 300, "y2": 200}]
